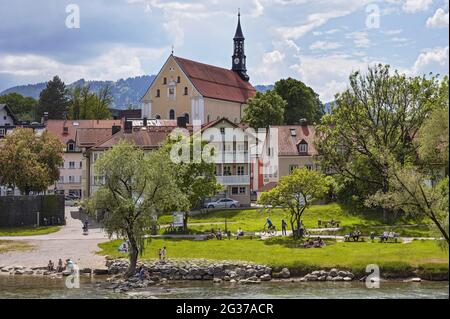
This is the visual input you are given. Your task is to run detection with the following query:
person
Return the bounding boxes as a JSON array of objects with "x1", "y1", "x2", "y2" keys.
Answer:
[
  {"x1": 139, "y1": 266, "x2": 147, "y2": 280},
  {"x1": 118, "y1": 241, "x2": 128, "y2": 253},
  {"x1": 236, "y1": 228, "x2": 244, "y2": 239},
  {"x1": 161, "y1": 247, "x2": 167, "y2": 261},
  {"x1": 370, "y1": 232, "x2": 376, "y2": 242},
  {"x1": 281, "y1": 219, "x2": 287, "y2": 236},
  {"x1": 381, "y1": 231, "x2": 389, "y2": 243},
  {"x1": 216, "y1": 228, "x2": 223, "y2": 240},
  {"x1": 265, "y1": 217, "x2": 274, "y2": 231},
  {"x1": 57, "y1": 259, "x2": 64, "y2": 272},
  {"x1": 47, "y1": 260, "x2": 54, "y2": 271}
]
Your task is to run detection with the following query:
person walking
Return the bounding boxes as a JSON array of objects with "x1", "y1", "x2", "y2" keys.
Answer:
[
  {"x1": 161, "y1": 247, "x2": 167, "y2": 261},
  {"x1": 281, "y1": 219, "x2": 287, "y2": 236}
]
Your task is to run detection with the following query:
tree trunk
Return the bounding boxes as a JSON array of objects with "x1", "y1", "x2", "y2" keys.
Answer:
[{"x1": 126, "y1": 234, "x2": 139, "y2": 277}]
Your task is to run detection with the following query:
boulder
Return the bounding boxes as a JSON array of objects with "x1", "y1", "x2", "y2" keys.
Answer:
[
  {"x1": 305, "y1": 274, "x2": 318, "y2": 281},
  {"x1": 326, "y1": 276, "x2": 333, "y2": 281},
  {"x1": 280, "y1": 268, "x2": 291, "y2": 279},
  {"x1": 14, "y1": 270, "x2": 25, "y2": 275},
  {"x1": 338, "y1": 270, "x2": 348, "y2": 277},
  {"x1": 343, "y1": 277, "x2": 353, "y2": 282},
  {"x1": 318, "y1": 276, "x2": 327, "y2": 281},
  {"x1": 62, "y1": 270, "x2": 72, "y2": 276},
  {"x1": 260, "y1": 274, "x2": 272, "y2": 282},
  {"x1": 329, "y1": 269, "x2": 338, "y2": 277},
  {"x1": 213, "y1": 278, "x2": 222, "y2": 284},
  {"x1": 332, "y1": 276, "x2": 344, "y2": 282},
  {"x1": 411, "y1": 277, "x2": 422, "y2": 282}
]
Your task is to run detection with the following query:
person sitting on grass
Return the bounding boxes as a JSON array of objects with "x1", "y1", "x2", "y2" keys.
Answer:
[
  {"x1": 380, "y1": 231, "x2": 389, "y2": 243},
  {"x1": 57, "y1": 259, "x2": 64, "y2": 272},
  {"x1": 370, "y1": 232, "x2": 376, "y2": 242},
  {"x1": 216, "y1": 228, "x2": 223, "y2": 240}
]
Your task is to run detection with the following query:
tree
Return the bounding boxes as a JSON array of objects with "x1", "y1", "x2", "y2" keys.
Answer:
[
  {"x1": 315, "y1": 64, "x2": 445, "y2": 210},
  {"x1": 87, "y1": 141, "x2": 189, "y2": 275},
  {"x1": 242, "y1": 91, "x2": 286, "y2": 129},
  {"x1": 37, "y1": 76, "x2": 69, "y2": 120},
  {"x1": 258, "y1": 168, "x2": 332, "y2": 239},
  {"x1": 274, "y1": 78, "x2": 324, "y2": 124},
  {"x1": 68, "y1": 84, "x2": 112, "y2": 120},
  {"x1": 0, "y1": 93, "x2": 37, "y2": 121},
  {"x1": 0, "y1": 128, "x2": 64, "y2": 194},
  {"x1": 367, "y1": 163, "x2": 449, "y2": 245}
]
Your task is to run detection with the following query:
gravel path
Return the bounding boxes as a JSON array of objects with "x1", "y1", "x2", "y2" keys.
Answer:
[{"x1": 0, "y1": 207, "x2": 112, "y2": 269}]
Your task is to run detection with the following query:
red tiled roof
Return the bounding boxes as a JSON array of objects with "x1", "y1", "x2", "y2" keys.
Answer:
[
  {"x1": 76, "y1": 128, "x2": 118, "y2": 148},
  {"x1": 45, "y1": 120, "x2": 122, "y2": 145},
  {"x1": 174, "y1": 56, "x2": 256, "y2": 104},
  {"x1": 273, "y1": 125, "x2": 318, "y2": 156}
]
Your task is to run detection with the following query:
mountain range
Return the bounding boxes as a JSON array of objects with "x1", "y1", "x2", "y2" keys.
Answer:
[{"x1": 0, "y1": 76, "x2": 275, "y2": 109}]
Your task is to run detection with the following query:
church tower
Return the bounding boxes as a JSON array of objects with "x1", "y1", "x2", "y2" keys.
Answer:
[{"x1": 232, "y1": 11, "x2": 249, "y2": 82}]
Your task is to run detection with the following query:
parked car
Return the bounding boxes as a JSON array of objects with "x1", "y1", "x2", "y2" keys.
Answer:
[{"x1": 204, "y1": 198, "x2": 240, "y2": 209}]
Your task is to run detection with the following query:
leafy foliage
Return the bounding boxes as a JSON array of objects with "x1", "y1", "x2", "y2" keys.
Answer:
[
  {"x1": 242, "y1": 91, "x2": 286, "y2": 129},
  {"x1": 37, "y1": 76, "x2": 70, "y2": 120},
  {"x1": 0, "y1": 128, "x2": 64, "y2": 194},
  {"x1": 68, "y1": 84, "x2": 112, "y2": 120}
]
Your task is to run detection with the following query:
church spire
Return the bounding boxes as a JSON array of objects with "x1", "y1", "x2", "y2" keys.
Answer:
[{"x1": 232, "y1": 10, "x2": 249, "y2": 82}]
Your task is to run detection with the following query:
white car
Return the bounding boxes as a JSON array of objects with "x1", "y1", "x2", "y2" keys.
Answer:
[{"x1": 204, "y1": 198, "x2": 240, "y2": 209}]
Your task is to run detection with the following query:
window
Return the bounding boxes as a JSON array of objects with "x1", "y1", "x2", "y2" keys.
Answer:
[
  {"x1": 79, "y1": 162, "x2": 82, "y2": 169},
  {"x1": 223, "y1": 166, "x2": 232, "y2": 176},
  {"x1": 290, "y1": 129, "x2": 297, "y2": 137},
  {"x1": 177, "y1": 76, "x2": 181, "y2": 83},
  {"x1": 237, "y1": 166, "x2": 245, "y2": 176},
  {"x1": 156, "y1": 89, "x2": 160, "y2": 97},
  {"x1": 220, "y1": 127, "x2": 225, "y2": 135},
  {"x1": 169, "y1": 109, "x2": 176, "y2": 120},
  {"x1": 299, "y1": 143, "x2": 308, "y2": 153},
  {"x1": 63, "y1": 127, "x2": 69, "y2": 134},
  {"x1": 231, "y1": 187, "x2": 239, "y2": 195},
  {"x1": 289, "y1": 165, "x2": 299, "y2": 174},
  {"x1": 67, "y1": 143, "x2": 75, "y2": 152},
  {"x1": 184, "y1": 87, "x2": 188, "y2": 95},
  {"x1": 184, "y1": 113, "x2": 190, "y2": 124},
  {"x1": 0, "y1": 128, "x2": 5, "y2": 137},
  {"x1": 69, "y1": 176, "x2": 75, "y2": 183},
  {"x1": 69, "y1": 162, "x2": 75, "y2": 169},
  {"x1": 163, "y1": 77, "x2": 167, "y2": 85},
  {"x1": 239, "y1": 187, "x2": 246, "y2": 195}
]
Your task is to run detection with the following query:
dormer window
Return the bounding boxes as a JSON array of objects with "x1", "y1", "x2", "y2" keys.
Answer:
[
  {"x1": 298, "y1": 140, "x2": 308, "y2": 154},
  {"x1": 63, "y1": 127, "x2": 69, "y2": 134},
  {"x1": 67, "y1": 142, "x2": 75, "y2": 152}
]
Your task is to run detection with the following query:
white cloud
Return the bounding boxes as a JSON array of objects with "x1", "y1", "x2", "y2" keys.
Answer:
[
  {"x1": 382, "y1": 29, "x2": 403, "y2": 35},
  {"x1": 410, "y1": 46, "x2": 449, "y2": 74},
  {"x1": 426, "y1": 8, "x2": 449, "y2": 28},
  {"x1": 402, "y1": 0, "x2": 433, "y2": 13},
  {"x1": 310, "y1": 41, "x2": 343, "y2": 50},
  {"x1": 0, "y1": 46, "x2": 166, "y2": 83},
  {"x1": 346, "y1": 31, "x2": 371, "y2": 48}
]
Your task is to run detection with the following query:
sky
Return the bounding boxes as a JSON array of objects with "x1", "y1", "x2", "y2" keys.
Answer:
[{"x1": 0, "y1": 0, "x2": 448, "y2": 102}]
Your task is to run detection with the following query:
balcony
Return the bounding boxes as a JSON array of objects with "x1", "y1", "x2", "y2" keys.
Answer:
[{"x1": 216, "y1": 175, "x2": 250, "y2": 185}]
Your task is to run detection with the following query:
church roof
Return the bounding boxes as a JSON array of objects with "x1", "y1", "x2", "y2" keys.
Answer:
[
  {"x1": 174, "y1": 56, "x2": 256, "y2": 104},
  {"x1": 234, "y1": 13, "x2": 245, "y2": 40}
]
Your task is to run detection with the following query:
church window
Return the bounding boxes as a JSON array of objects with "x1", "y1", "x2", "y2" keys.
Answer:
[
  {"x1": 184, "y1": 87, "x2": 188, "y2": 95},
  {"x1": 163, "y1": 77, "x2": 167, "y2": 85},
  {"x1": 177, "y1": 76, "x2": 181, "y2": 83},
  {"x1": 169, "y1": 109, "x2": 175, "y2": 120},
  {"x1": 156, "y1": 89, "x2": 160, "y2": 98}
]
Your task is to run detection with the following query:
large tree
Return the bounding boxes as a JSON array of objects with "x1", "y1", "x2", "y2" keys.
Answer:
[
  {"x1": 87, "y1": 141, "x2": 189, "y2": 275},
  {"x1": 37, "y1": 76, "x2": 69, "y2": 120},
  {"x1": 68, "y1": 84, "x2": 112, "y2": 120},
  {"x1": 258, "y1": 168, "x2": 332, "y2": 239},
  {"x1": 0, "y1": 93, "x2": 37, "y2": 121},
  {"x1": 0, "y1": 128, "x2": 64, "y2": 194},
  {"x1": 274, "y1": 78, "x2": 324, "y2": 124},
  {"x1": 315, "y1": 64, "x2": 445, "y2": 210},
  {"x1": 242, "y1": 91, "x2": 286, "y2": 129}
]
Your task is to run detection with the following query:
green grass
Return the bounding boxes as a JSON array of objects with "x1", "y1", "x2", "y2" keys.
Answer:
[
  {"x1": 158, "y1": 203, "x2": 432, "y2": 237},
  {"x1": 0, "y1": 226, "x2": 61, "y2": 237},
  {"x1": 98, "y1": 238, "x2": 448, "y2": 274},
  {"x1": 0, "y1": 240, "x2": 34, "y2": 253}
]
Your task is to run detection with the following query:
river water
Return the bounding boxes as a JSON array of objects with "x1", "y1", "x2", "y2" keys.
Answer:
[{"x1": 0, "y1": 276, "x2": 448, "y2": 299}]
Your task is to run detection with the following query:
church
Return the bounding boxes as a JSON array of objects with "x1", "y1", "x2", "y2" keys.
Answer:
[{"x1": 141, "y1": 13, "x2": 257, "y2": 124}]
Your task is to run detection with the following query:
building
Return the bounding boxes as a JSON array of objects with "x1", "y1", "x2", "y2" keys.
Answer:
[
  {"x1": 45, "y1": 119, "x2": 122, "y2": 197},
  {"x1": 110, "y1": 108, "x2": 142, "y2": 120},
  {"x1": 253, "y1": 123, "x2": 319, "y2": 193},
  {"x1": 141, "y1": 13, "x2": 256, "y2": 125},
  {"x1": 0, "y1": 104, "x2": 19, "y2": 138}
]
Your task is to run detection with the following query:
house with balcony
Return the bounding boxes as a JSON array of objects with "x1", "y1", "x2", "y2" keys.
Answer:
[{"x1": 45, "y1": 119, "x2": 122, "y2": 197}]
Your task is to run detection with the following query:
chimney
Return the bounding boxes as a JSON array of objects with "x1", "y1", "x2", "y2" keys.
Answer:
[
  {"x1": 299, "y1": 118, "x2": 308, "y2": 126},
  {"x1": 143, "y1": 117, "x2": 148, "y2": 127},
  {"x1": 124, "y1": 119, "x2": 133, "y2": 134},
  {"x1": 112, "y1": 125, "x2": 121, "y2": 135},
  {"x1": 177, "y1": 116, "x2": 187, "y2": 128}
]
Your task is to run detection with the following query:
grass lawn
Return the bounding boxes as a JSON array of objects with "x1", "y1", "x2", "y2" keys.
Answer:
[
  {"x1": 0, "y1": 226, "x2": 61, "y2": 237},
  {"x1": 99, "y1": 237, "x2": 448, "y2": 274},
  {"x1": 0, "y1": 240, "x2": 34, "y2": 254},
  {"x1": 158, "y1": 203, "x2": 432, "y2": 237}
]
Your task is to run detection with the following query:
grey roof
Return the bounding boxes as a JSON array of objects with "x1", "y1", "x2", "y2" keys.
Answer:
[{"x1": 0, "y1": 104, "x2": 19, "y2": 124}]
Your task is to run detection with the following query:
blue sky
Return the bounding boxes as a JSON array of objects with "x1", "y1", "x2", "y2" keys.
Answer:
[{"x1": 0, "y1": 0, "x2": 448, "y2": 102}]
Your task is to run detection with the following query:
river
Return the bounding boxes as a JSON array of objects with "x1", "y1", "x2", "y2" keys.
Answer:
[{"x1": 0, "y1": 276, "x2": 448, "y2": 299}]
